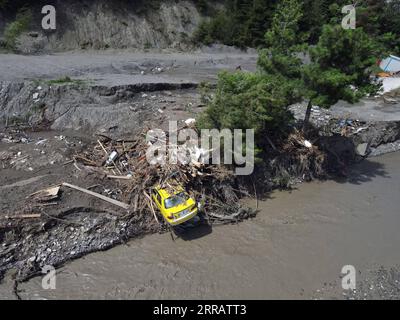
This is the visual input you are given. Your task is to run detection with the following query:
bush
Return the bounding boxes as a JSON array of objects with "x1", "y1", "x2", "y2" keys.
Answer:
[
  {"x1": 4, "y1": 8, "x2": 32, "y2": 50},
  {"x1": 3, "y1": 7, "x2": 32, "y2": 50},
  {"x1": 0, "y1": 0, "x2": 9, "y2": 9},
  {"x1": 193, "y1": 11, "x2": 234, "y2": 46}
]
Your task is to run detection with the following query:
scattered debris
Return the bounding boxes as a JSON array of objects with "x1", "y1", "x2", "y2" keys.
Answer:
[
  {"x1": 304, "y1": 140, "x2": 313, "y2": 148},
  {"x1": 356, "y1": 143, "x2": 370, "y2": 157},
  {"x1": 29, "y1": 186, "x2": 60, "y2": 202},
  {"x1": 105, "y1": 151, "x2": 118, "y2": 166},
  {"x1": 184, "y1": 118, "x2": 196, "y2": 126}
]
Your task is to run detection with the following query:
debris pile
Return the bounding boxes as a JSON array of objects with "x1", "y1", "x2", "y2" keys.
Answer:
[
  {"x1": 266, "y1": 129, "x2": 327, "y2": 187},
  {"x1": 321, "y1": 118, "x2": 369, "y2": 137},
  {"x1": 72, "y1": 125, "x2": 255, "y2": 227}
]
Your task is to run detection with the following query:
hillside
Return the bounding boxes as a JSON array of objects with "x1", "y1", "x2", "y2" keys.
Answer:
[{"x1": 0, "y1": 0, "x2": 218, "y2": 53}]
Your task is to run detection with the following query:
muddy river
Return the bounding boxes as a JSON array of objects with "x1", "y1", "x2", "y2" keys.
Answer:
[{"x1": 1, "y1": 152, "x2": 400, "y2": 299}]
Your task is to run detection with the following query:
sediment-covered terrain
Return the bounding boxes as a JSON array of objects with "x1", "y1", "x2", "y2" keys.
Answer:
[{"x1": 1, "y1": 52, "x2": 400, "y2": 285}]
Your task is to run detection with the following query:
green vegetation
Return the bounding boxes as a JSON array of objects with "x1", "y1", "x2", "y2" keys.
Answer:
[
  {"x1": 302, "y1": 24, "x2": 381, "y2": 125},
  {"x1": 0, "y1": 0, "x2": 9, "y2": 9},
  {"x1": 197, "y1": 71, "x2": 301, "y2": 160},
  {"x1": 198, "y1": 0, "x2": 385, "y2": 158},
  {"x1": 194, "y1": 0, "x2": 400, "y2": 54},
  {"x1": 3, "y1": 7, "x2": 32, "y2": 50},
  {"x1": 46, "y1": 76, "x2": 89, "y2": 86},
  {"x1": 258, "y1": 0, "x2": 305, "y2": 79},
  {"x1": 193, "y1": 0, "x2": 213, "y2": 15},
  {"x1": 30, "y1": 77, "x2": 91, "y2": 88},
  {"x1": 193, "y1": 0, "x2": 278, "y2": 48}
]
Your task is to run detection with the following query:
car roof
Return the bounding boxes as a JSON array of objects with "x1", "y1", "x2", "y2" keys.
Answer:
[{"x1": 156, "y1": 186, "x2": 184, "y2": 199}]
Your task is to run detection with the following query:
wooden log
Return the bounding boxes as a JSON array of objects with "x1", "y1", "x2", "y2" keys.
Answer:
[
  {"x1": 4, "y1": 214, "x2": 41, "y2": 219},
  {"x1": 107, "y1": 175, "x2": 133, "y2": 180},
  {"x1": 62, "y1": 182, "x2": 130, "y2": 210}
]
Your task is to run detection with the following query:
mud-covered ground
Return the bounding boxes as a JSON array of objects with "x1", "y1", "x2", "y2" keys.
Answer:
[
  {"x1": 1, "y1": 101, "x2": 400, "y2": 286},
  {"x1": 0, "y1": 52, "x2": 235, "y2": 282},
  {"x1": 0, "y1": 51, "x2": 258, "y2": 85},
  {"x1": 1, "y1": 51, "x2": 400, "y2": 298},
  {"x1": 0, "y1": 84, "x2": 205, "y2": 282},
  {"x1": 0, "y1": 130, "x2": 154, "y2": 282}
]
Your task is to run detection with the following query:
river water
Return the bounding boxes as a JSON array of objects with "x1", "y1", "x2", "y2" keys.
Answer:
[{"x1": 1, "y1": 152, "x2": 400, "y2": 299}]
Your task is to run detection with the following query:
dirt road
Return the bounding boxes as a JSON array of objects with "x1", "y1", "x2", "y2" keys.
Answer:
[{"x1": 0, "y1": 51, "x2": 258, "y2": 86}]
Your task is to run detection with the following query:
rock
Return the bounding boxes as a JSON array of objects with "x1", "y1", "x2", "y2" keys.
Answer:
[
  {"x1": 304, "y1": 140, "x2": 313, "y2": 148},
  {"x1": 15, "y1": 32, "x2": 48, "y2": 54},
  {"x1": 28, "y1": 32, "x2": 39, "y2": 38},
  {"x1": 185, "y1": 118, "x2": 196, "y2": 126},
  {"x1": 356, "y1": 143, "x2": 369, "y2": 156}
]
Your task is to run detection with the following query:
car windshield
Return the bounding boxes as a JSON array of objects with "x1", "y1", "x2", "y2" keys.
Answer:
[{"x1": 164, "y1": 192, "x2": 188, "y2": 209}]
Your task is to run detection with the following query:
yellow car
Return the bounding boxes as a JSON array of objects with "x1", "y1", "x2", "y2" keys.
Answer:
[{"x1": 152, "y1": 187, "x2": 198, "y2": 226}]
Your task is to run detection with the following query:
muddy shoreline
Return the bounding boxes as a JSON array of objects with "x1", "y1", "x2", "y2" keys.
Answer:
[
  {"x1": 1, "y1": 151, "x2": 399, "y2": 300},
  {"x1": 1, "y1": 115, "x2": 400, "y2": 284},
  {"x1": 1, "y1": 51, "x2": 400, "y2": 292}
]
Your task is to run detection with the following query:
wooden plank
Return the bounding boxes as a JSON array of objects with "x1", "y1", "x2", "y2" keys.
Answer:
[
  {"x1": 62, "y1": 182, "x2": 130, "y2": 210},
  {"x1": 107, "y1": 175, "x2": 133, "y2": 180},
  {"x1": 3, "y1": 214, "x2": 41, "y2": 219}
]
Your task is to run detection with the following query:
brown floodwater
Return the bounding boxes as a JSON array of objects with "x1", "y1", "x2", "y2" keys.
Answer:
[{"x1": 1, "y1": 152, "x2": 400, "y2": 299}]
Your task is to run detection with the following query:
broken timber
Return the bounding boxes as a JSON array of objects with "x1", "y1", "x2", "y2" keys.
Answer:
[{"x1": 62, "y1": 182, "x2": 130, "y2": 210}]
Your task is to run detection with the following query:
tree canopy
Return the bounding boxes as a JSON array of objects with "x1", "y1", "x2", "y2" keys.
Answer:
[
  {"x1": 198, "y1": 0, "x2": 385, "y2": 151},
  {"x1": 194, "y1": 0, "x2": 400, "y2": 55},
  {"x1": 303, "y1": 24, "x2": 381, "y2": 109}
]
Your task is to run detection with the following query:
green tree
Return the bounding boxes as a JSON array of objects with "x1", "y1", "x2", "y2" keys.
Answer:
[
  {"x1": 357, "y1": 0, "x2": 387, "y2": 36},
  {"x1": 3, "y1": 7, "x2": 32, "y2": 50},
  {"x1": 0, "y1": 0, "x2": 9, "y2": 9},
  {"x1": 380, "y1": 0, "x2": 400, "y2": 54},
  {"x1": 197, "y1": 0, "x2": 303, "y2": 157},
  {"x1": 193, "y1": 0, "x2": 277, "y2": 48},
  {"x1": 197, "y1": 72, "x2": 300, "y2": 157},
  {"x1": 298, "y1": 0, "x2": 333, "y2": 43},
  {"x1": 242, "y1": 0, "x2": 277, "y2": 47},
  {"x1": 258, "y1": 0, "x2": 305, "y2": 79},
  {"x1": 302, "y1": 24, "x2": 382, "y2": 128}
]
